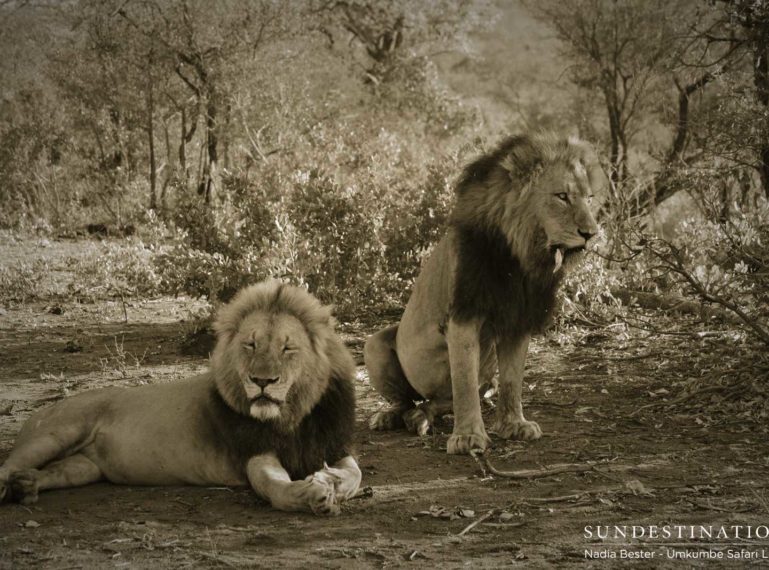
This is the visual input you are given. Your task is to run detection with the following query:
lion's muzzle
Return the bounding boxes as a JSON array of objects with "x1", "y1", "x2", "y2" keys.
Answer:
[{"x1": 250, "y1": 376, "x2": 279, "y2": 388}]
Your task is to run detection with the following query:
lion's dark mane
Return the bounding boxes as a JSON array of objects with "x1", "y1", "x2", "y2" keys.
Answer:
[
  {"x1": 451, "y1": 223, "x2": 561, "y2": 339},
  {"x1": 449, "y1": 135, "x2": 564, "y2": 339},
  {"x1": 204, "y1": 374, "x2": 355, "y2": 480}
]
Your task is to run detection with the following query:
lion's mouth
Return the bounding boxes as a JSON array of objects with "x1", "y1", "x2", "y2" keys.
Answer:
[
  {"x1": 251, "y1": 394, "x2": 282, "y2": 406},
  {"x1": 551, "y1": 244, "x2": 586, "y2": 273}
]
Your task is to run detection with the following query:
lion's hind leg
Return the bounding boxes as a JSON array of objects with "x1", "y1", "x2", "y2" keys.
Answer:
[
  {"x1": 364, "y1": 325, "x2": 422, "y2": 431},
  {"x1": 5, "y1": 454, "x2": 103, "y2": 505},
  {"x1": 403, "y1": 399, "x2": 453, "y2": 436},
  {"x1": 0, "y1": 421, "x2": 89, "y2": 503},
  {"x1": 4, "y1": 455, "x2": 102, "y2": 505}
]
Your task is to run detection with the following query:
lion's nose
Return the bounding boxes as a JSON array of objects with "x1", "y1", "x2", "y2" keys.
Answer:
[
  {"x1": 250, "y1": 376, "x2": 279, "y2": 388},
  {"x1": 578, "y1": 229, "x2": 595, "y2": 242}
]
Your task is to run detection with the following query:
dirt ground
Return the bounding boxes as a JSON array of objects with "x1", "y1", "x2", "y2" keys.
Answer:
[{"x1": 2, "y1": 238, "x2": 769, "y2": 569}]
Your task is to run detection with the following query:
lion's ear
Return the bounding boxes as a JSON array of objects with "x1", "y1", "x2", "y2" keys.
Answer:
[
  {"x1": 499, "y1": 136, "x2": 543, "y2": 182},
  {"x1": 319, "y1": 304, "x2": 336, "y2": 328},
  {"x1": 212, "y1": 301, "x2": 241, "y2": 344}
]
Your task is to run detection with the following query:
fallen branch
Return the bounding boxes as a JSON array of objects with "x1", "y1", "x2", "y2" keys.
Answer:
[
  {"x1": 524, "y1": 493, "x2": 588, "y2": 503},
  {"x1": 457, "y1": 508, "x2": 497, "y2": 536},
  {"x1": 470, "y1": 450, "x2": 593, "y2": 479}
]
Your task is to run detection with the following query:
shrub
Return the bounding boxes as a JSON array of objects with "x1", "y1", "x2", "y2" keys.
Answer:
[
  {"x1": 67, "y1": 241, "x2": 163, "y2": 299},
  {"x1": 0, "y1": 259, "x2": 50, "y2": 303}
]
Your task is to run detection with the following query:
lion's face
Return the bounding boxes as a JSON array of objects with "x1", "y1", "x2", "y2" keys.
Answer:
[
  {"x1": 226, "y1": 311, "x2": 315, "y2": 421},
  {"x1": 530, "y1": 156, "x2": 601, "y2": 271},
  {"x1": 211, "y1": 280, "x2": 351, "y2": 428},
  {"x1": 454, "y1": 134, "x2": 605, "y2": 276}
]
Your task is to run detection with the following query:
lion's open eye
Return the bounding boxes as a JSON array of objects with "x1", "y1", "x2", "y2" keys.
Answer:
[
  {"x1": 555, "y1": 192, "x2": 569, "y2": 202},
  {"x1": 243, "y1": 341, "x2": 256, "y2": 351}
]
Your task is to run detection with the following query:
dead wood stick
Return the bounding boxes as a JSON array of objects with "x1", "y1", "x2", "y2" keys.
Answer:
[
  {"x1": 470, "y1": 450, "x2": 593, "y2": 479},
  {"x1": 457, "y1": 508, "x2": 497, "y2": 537},
  {"x1": 524, "y1": 493, "x2": 589, "y2": 503}
]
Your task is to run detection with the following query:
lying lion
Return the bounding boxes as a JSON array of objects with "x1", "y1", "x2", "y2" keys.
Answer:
[
  {"x1": 365, "y1": 133, "x2": 603, "y2": 454},
  {"x1": 0, "y1": 280, "x2": 361, "y2": 515}
]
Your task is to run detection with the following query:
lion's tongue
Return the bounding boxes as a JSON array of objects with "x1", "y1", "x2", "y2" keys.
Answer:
[{"x1": 553, "y1": 247, "x2": 564, "y2": 274}]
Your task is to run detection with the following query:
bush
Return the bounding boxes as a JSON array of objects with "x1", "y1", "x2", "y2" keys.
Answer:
[
  {"x1": 0, "y1": 259, "x2": 50, "y2": 303},
  {"x1": 67, "y1": 241, "x2": 163, "y2": 299},
  {"x1": 152, "y1": 148, "x2": 460, "y2": 317}
]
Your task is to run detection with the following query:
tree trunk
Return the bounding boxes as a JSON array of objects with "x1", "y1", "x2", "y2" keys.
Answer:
[
  {"x1": 203, "y1": 92, "x2": 218, "y2": 205},
  {"x1": 179, "y1": 106, "x2": 188, "y2": 187},
  {"x1": 161, "y1": 116, "x2": 174, "y2": 214},
  {"x1": 754, "y1": 43, "x2": 769, "y2": 200},
  {"x1": 627, "y1": 73, "x2": 714, "y2": 219},
  {"x1": 147, "y1": 67, "x2": 157, "y2": 212},
  {"x1": 604, "y1": 88, "x2": 622, "y2": 189}
]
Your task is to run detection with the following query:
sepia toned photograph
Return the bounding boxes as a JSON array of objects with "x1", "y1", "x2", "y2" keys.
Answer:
[{"x1": 1, "y1": 0, "x2": 768, "y2": 567}]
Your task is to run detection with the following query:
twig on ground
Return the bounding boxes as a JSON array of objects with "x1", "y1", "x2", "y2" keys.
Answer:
[
  {"x1": 470, "y1": 450, "x2": 593, "y2": 479},
  {"x1": 457, "y1": 508, "x2": 497, "y2": 537},
  {"x1": 535, "y1": 399, "x2": 578, "y2": 407},
  {"x1": 600, "y1": 352, "x2": 661, "y2": 361},
  {"x1": 691, "y1": 500, "x2": 756, "y2": 513},
  {"x1": 524, "y1": 493, "x2": 588, "y2": 503}
]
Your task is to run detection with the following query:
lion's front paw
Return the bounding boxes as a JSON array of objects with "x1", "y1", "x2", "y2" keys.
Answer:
[
  {"x1": 301, "y1": 471, "x2": 340, "y2": 516},
  {"x1": 7, "y1": 470, "x2": 40, "y2": 505},
  {"x1": 494, "y1": 417, "x2": 542, "y2": 441},
  {"x1": 317, "y1": 463, "x2": 361, "y2": 502},
  {"x1": 446, "y1": 430, "x2": 490, "y2": 455}
]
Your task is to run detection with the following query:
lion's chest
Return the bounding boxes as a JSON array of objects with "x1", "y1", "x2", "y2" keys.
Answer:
[
  {"x1": 452, "y1": 226, "x2": 560, "y2": 337},
  {"x1": 204, "y1": 382, "x2": 352, "y2": 481}
]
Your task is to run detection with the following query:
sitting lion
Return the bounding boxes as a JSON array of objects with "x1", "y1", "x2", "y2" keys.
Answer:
[
  {"x1": 0, "y1": 280, "x2": 361, "y2": 515},
  {"x1": 365, "y1": 133, "x2": 603, "y2": 454}
]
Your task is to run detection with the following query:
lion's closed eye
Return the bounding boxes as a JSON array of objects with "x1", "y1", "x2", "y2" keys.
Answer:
[{"x1": 283, "y1": 344, "x2": 298, "y2": 355}]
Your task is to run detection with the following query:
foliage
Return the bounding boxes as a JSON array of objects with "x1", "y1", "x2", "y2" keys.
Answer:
[
  {"x1": 0, "y1": 259, "x2": 51, "y2": 303},
  {"x1": 610, "y1": 173, "x2": 769, "y2": 344},
  {"x1": 154, "y1": 148, "x2": 458, "y2": 316},
  {"x1": 66, "y1": 241, "x2": 164, "y2": 300}
]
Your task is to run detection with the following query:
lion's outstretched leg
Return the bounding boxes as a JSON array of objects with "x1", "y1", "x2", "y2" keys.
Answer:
[
  {"x1": 4, "y1": 454, "x2": 103, "y2": 505},
  {"x1": 364, "y1": 325, "x2": 421, "y2": 431},
  {"x1": 247, "y1": 453, "x2": 341, "y2": 516},
  {"x1": 493, "y1": 334, "x2": 542, "y2": 441},
  {"x1": 0, "y1": 422, "x2": 88, "y2": 503}
]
